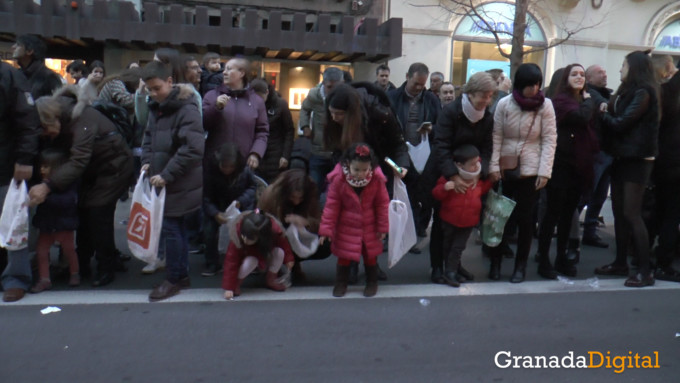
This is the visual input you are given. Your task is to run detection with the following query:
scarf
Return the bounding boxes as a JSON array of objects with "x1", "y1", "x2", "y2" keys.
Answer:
[
  {"x1": 456, "y1": 161, "x2": 481, "y2": 181},
  {"x1": 462, "y1": 93, "x2": 485, "y2": 123},
  {"x1": 342, "y1": 165, "x2": 373, "y2": 188},
  {"x1": 512, "y1": 89, "x2": 546, "y2": 111}
]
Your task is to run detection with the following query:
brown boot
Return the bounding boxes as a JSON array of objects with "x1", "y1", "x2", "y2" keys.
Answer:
[
  {"x1": 364, "y1": 265, "x2": 379, "y2": 297},
  {"x1": 265, "y1": 271, "x2": 286, "y2": 292},
  {"x1": 333, "y1": 265, "x2": 350, "y2": 297}
]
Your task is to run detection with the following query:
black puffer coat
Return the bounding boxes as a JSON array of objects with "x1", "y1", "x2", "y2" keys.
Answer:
[
  {"x1": 256, "y1": 93, "x2": 294, "y2": 184},
  {"x1": 602, "y1": 86, "x2": 659, "y2": 159},
  {"x1": 47, "y1": 88, "x2": 134, "y2": 207},
  {"x1": 142, "y1": 84, "x2": 204, "y2": 217},
  {"x1": 656, "y1": 71, "x2": 680, "y2": 179}
]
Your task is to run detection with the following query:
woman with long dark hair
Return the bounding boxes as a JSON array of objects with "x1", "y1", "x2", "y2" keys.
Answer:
[
  {"x1": 536, "y1": 64, "x2": 599, "y2": 279},
  {"x1": 488, "y1": 63, "x2": 557, "y2": 283},
  {"x1": 594, "y1": 51, "x2": 660, "y2": 287}
]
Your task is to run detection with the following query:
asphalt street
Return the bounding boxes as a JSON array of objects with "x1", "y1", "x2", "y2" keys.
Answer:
[{"x1": 2, "y1": 198, "x2": 680, "y2": 382}]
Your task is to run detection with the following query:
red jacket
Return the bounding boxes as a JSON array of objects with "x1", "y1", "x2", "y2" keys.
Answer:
[
  {"x1": 432, "y1": 177, "x2": 493, "y2": 228},
  {"x1": 319, "y1": 164, "x2": 389, "y2": 261},
  {"x1": 222, "y1": 217, "x2": 294, "y2": 291}
]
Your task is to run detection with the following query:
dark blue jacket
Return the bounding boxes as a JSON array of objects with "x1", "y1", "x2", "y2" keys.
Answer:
[
  {"x1": 32, "y1": 181, "x2": 79, "y2": 232},
  {"x1": 203, "y1": 159, "x2": 256, "y2": 219},
  {"x1": 388, "y1": 82, "x2": 440, "y2": 143}
]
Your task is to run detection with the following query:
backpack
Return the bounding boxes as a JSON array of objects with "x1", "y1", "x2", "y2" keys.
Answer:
[{"x1": 91, "y1": 100, "x2": 134, "y2": 147}]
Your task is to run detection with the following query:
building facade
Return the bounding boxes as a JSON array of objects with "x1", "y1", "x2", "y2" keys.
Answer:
[{"x1": 388, "y1": 0, "x2": 680, "y2": 89}]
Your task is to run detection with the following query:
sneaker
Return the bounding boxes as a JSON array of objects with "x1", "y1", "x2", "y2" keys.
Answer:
[
  {"x1": 201, "y1": 264, "x2": 222, "y2": 277},
  {"x1": 142, "y1": 258, "x2": 165, "y2": 275}
]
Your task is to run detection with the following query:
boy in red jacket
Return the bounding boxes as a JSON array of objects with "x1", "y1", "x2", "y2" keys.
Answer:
[{"x1": 432, "y1": 145, "x2": 493, "y2": 287}]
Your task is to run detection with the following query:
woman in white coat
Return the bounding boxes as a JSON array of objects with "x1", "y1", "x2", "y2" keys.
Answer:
[{"x1": 488, "y1": 63, "x2": 557, "y2": 283}]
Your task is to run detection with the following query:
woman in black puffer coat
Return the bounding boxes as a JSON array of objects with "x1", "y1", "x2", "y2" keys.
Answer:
[
  {"x1": 594, "y1": 51, "x2": 660, "y2": 288},
  {"x1": 251, "y1": 79, "x2": 295, "y2": 184}
]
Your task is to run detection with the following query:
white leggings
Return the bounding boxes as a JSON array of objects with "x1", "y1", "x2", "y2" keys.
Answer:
[{"x1": 237, "y1": 247, "x2": 285, "y2": 279}]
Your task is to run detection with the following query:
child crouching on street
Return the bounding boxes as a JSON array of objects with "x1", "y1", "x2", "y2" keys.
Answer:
[
  {"x1": 319, "y1": 143, "x2": 389, "y2": 298},
  {"x1": 222, "y1": 210, "x2": 295, "y2": 299},
  {"x1": 432, "y1": 144, "x2": 492, "y2": 287}
]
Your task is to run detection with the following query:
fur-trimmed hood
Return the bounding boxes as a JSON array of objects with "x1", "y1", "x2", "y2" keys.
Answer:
[
  {"x1": 227, "y1": 210, "x2": 286, "y2": 249},
  {"x1": 148, "y1": 84, "x2": 199, "y2": 115},
  {"x1": 52, "y1": 84, "x2": 94, "y2": 124}
]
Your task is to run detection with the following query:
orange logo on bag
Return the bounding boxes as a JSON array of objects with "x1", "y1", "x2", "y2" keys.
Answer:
[{"x1": 127, "y1": 202, "x2": 150, "y2": 248}]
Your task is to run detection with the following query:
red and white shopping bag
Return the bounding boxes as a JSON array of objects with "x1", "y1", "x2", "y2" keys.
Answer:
[{"x1": 127, "y1": 172, "x2": 165, "y2": 263}]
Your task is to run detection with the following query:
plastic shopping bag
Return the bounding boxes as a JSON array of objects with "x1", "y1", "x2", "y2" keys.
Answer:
[
  {"x1": 126, "y1": 172, "x2": 165, "y2": 263},
  {"x1": 481, "y1": 181, "x2": 517, "y2": 247},
  {"x1": 285, "y1": 224, "x2": 319, "y2": 259},
  {"x1": 217, "y1": 201, "x2": 241, "y2": 255},
  {"x1": 406, "y1": 133, "x2": 431, "y2": 174},
  {"x1": 0, "y1": 181, "x2": 29, "y2": 250},
  {"x1": 387, "y1": 178, "x2": 417, "y2": 268}
]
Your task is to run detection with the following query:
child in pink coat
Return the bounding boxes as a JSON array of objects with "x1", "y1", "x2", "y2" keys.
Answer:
[
  {"x1": 432, "y1": 144, "x2": 492, "y2": 287},
  {"x1": 319, "y1": 143, "x2": 389, "y2": 298}
]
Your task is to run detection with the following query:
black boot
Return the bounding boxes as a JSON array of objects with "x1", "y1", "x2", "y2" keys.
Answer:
[
  {"x1": 536, "y1": 253, "x2": 557, "y2": 280},
  {"x1": 431, "y1": 267, "x2": 445, "y2": 284},
  {"x1": 364, "y1": 265, "x2": 378, "y2": 297},
  {"x1": 348, "y1": 261, "x2": 359, "y2": 285},
  {"x1": 555, "y1": 249, "x2": 577, "y2": 277},
  {"x1": 488, "y1": 254, "x2": 501, "y2": 281},
  {"x1": 566, "y1": 239, "x2": 581, "y2": 265},
  {"x1": 457, "y1": 265, "x2": 474, "y2": 282},
  {"x1": 510, "y1": 255, "x2": 527, "y2": 283},
  {"x1": 333, "y1": 265, "x2": 350, "y2": 297}
]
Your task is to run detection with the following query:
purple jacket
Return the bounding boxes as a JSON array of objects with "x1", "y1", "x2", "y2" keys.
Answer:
[{"x1": 202, "y1": 86, "x2": 269, "y2": 161}]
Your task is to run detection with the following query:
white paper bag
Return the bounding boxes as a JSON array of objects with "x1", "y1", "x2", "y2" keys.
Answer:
[
  {"x1": 0, "y1": 181, "x2": 29, "y2": 250},
  {"x1": 217, "y1": 201, "x2": 241, "y2": 255},
  {"x1": 285, "y1": 224, "x2": 319, "y2": 259},
  {"x1": 387, "y1": 178, "x2": 417, "y2": 268},
  {"x1": 406, "y1": 133, "x2": 431, "y2": 174},
  {"x1": 126, "y1": 172, "x2": 165, "y2": 264}
]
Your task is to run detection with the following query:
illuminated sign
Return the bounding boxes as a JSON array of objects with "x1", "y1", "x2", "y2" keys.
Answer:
[
  {"x1": 454, "y1": 2, "x2": 546, "y2": 44},
  {"x1": 655, "y1": 20, "x2": 680, "y2": 52}
]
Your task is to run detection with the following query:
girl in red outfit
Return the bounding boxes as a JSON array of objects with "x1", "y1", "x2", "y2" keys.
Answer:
[
  {"x1": 222, "y1": 211, "x2": 295, "y2": 299},
  {"x1": 319, "y1": 143, "x2": 390, "y2": 298},
  {"x1": 432, "y1": 145, "x2": 492, "y2": 287}
]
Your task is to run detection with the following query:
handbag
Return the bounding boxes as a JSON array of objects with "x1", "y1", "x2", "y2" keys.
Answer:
[
  {"x1": 500, "y1": 111, "x2": 538, "y2": 180},
  {"x1": 481, "y1": 181, "x2": 517, "y2": 247},
  {"x1": 387, "y1": 178, "x2": 417, "y2": 268},
  {"x1": 127, "y1": 171, "x2": 166, "y2": 264},
  {"x1": 0, "y1": 181, "x2": 30, "y2": 250}
]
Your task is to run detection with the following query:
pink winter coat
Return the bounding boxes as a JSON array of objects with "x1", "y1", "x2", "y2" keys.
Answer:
[{"x1": 319, "y1": 163, "x2": 390, "y2": 261}]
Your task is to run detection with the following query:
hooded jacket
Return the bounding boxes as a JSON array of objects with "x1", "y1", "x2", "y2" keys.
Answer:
[
  {"x1": 318, "y1": 163, "x2": 390, "y2": 261},
  {"x1": 46, "y1": 86, "x2": 134, "y2": 207},
  {"x1": 142, "y1": 84, "x2": 205, "y2": 217}
]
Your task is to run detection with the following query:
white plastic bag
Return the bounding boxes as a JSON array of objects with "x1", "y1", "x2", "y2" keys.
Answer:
[
  {"x1": 406, "y1": 133, "x2": 431, "y2": 173},
  {"x1": 0, "y1": 181, "x2": 29, "y2": 250},
  {"x1": 126, "y1": 172, "x2": 165, "y2": 264},
  {"x1": 285, "y1": 224, "x2": 319, "y2": 259},
  {"x1": 217, "y1": 201, "x2": 241, "y2": 255},
  {"x1": 387, "y1": 178, "x2": 417, "y2": 268}
]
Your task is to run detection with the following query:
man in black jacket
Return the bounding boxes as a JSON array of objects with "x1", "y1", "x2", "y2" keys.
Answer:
[
  {"x1": 582, "y1": 64, "x2": 613, "y2": 248},
  {"x1": 0, "y1": 62, "x2": 41, "y2": 302},
  {"x1": 388, "y1": 63, "x2": 440, "y2": 241},
  {"x1": 12, "y1": 34, "x2": 62, "y2": 99}
]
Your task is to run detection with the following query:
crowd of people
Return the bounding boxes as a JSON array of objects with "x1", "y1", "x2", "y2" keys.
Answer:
[{"x1": 1, "y1": 33, "x2": 679, "y2": 304}]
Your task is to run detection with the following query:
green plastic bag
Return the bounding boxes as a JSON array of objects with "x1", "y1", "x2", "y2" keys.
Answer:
[{"x1": 481, "y1": 181, "x2": 517, "y2": 247}]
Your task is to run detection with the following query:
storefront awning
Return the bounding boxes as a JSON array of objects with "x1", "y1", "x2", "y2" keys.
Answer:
[{"x1": 0, "y1": 0, "x2": 402, "y2": 62}]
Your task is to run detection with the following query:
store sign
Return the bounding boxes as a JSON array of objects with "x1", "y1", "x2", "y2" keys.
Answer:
[
  {"x1": 454, "y1": 2, "x2": 546, "y2": 44},
  {"x1": 467, "y1": 59, "x2": 510, "y2": 82},
  {"x1": 654, "y1": 20, "x2": 680, "y2": 52}
]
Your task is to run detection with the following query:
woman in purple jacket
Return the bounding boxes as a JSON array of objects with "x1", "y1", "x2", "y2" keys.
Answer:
[{"x1": 202, "y1": 58, "x2": 269, "y2": 170}]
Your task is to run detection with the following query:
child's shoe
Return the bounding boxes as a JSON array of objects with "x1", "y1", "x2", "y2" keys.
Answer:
[
  {"x1": 333, "y1": 265, "x2": 350, "y2": 297},
  {"x1": 265, "y1": 271, "x2": 286, "y2": 291},
  {"x1": 31, "y1": 279, "x2": 53, "y2": 293},
  {"x1": 69, "y1": 273, "x2": 81, "y2": 287}
]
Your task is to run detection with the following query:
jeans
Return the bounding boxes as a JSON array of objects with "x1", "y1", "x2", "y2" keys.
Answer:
[
  {"x1": 584, "y1": 152, "x2": 613, "y2": 234},
  {"x1": 308, "y1": 154, "x2": 334, "y2": 194},
  {"x1": 161, "y1": 216, "x2": 189, "y2": 284},
  {"x1": 0, "y1": 184, "x2": 33, "y2": 290}
]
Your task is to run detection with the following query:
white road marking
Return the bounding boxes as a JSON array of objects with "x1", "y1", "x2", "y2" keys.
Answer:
[{"x1": 2, "y1": 279, "x2": 678, "y2": 306}]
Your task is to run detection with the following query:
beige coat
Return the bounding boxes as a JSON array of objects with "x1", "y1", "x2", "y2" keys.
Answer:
[{"x1": 490, "y1": 95, "x2": 557, "y2": 179}]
